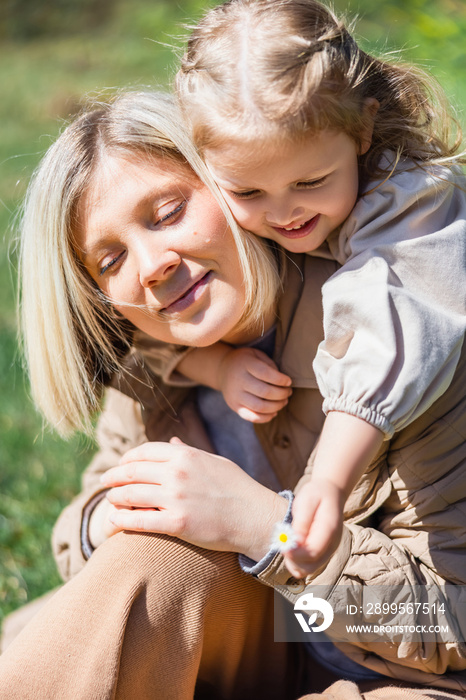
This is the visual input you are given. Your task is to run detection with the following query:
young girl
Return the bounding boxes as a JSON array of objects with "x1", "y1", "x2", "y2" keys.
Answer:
[{"x1": 173, "y1": 0, "x2": 466, "y2": 577}]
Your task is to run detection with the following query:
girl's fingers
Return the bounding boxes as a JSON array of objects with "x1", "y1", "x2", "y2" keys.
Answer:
[
  {"x1": 291, "y1": 489, "x2": 321, "y2": 539},
  {"x1": 237, "y1": 407, "x2": 278, "y2": 423},
  {"x1": 243, "y1": 374, "x2": 292, "y2": 401},
  {"x1": 301, "y1": 510, "x2": 341, "y2": 559},
  {"x1": 248, "y1": 359, "x2": 292, "y2": 387},
  {"x1": 282, "y1": 554, "x2": 309, "y2": 580},
  {"x1": 240, "y1": 392, "x2": 289, "y2": 414}
]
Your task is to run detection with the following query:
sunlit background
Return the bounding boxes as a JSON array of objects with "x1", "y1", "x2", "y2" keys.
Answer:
[{"x1": 1, "y1": 0, "x2": 465, "y2": 623}]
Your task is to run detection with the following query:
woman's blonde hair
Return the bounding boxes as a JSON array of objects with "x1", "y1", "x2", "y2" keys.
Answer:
[
  {"x1": 176, "y1": 0, "x2": 464, "y2": 181},
  {"x1": 20, "y1": 91, "x2": 281, "y2": 435}
]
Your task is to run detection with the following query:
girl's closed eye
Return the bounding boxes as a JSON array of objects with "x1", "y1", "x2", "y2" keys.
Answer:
[
  {"x1": 296, "y1": 176, "x2": 327, "y2": 189},
  {"x1": 227, "y1": 178, "x2": 328, "y2": 200},
  {"x1": 229, "y1": 189, "x2": 261, "y2": 200}
]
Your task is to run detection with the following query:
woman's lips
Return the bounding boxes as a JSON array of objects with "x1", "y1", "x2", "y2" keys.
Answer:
[
  {"x1": 271, "y1": 214, "x2": 320, "y2": 239},
  {"x1": 161, "y1": 271, "x2": 211, "y2": 314}
]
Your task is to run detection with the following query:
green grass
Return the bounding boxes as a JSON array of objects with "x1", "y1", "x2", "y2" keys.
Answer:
[{"x1": 1, "y1": 0, "x2": 465, "y2": 626}]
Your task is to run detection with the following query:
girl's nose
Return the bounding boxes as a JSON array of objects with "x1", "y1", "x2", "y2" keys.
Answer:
[
  {"x1": 265, "y1": 198, "x2": 305, "y2": 227},
  {"x1": 137, "y1": 240, "x2": 181, "y2": 288}
]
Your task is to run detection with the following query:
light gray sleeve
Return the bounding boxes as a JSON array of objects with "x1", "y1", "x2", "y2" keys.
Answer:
[{"x1": 312, "y1": 163, "x2": 466, "y2": 438}]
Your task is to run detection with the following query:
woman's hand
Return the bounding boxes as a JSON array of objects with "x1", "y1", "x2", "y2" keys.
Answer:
[{"x1": 100, "y1": 438, "x2": 289, "y2": 560}]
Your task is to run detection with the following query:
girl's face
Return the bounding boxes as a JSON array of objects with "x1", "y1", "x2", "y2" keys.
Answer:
[
  {"x1": 205, "y1": 129, "x2": 369, "y2": 254},
  {"x1": 75, "y1": 153, "x2": 251, "y2": 347}
]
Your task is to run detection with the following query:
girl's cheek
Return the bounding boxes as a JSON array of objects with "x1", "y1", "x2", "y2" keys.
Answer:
[{"x1": 233, "y1": 204, "x2": 257, "y2": 228}]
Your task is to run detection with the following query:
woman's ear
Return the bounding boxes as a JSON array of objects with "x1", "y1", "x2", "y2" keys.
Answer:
[{"x1": 358, "y1": 97, "x2": 380, "y2": 155}]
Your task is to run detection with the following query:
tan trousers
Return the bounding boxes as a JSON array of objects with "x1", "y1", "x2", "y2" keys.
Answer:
[
  {"x1": 0, "y1": 531, "x2": 464, "y2": 700},
  {"x1": 0, "y1": 530, "x2": 307, "y2": 699}
]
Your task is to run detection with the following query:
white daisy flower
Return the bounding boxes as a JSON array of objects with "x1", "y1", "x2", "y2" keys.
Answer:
[{"x1": 271, "y1": 522, "x2": 299, "y2": 552}]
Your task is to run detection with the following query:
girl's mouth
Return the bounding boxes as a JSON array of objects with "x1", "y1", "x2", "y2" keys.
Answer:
[{"x1": 271, "y1": 215, "x2": 320, "y2": 239}]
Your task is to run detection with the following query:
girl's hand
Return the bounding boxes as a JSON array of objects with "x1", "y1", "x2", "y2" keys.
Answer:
[
  {"x1": 218, "y1": 347, "x2": 292, "y2": 423},
  {"x1": 100, "y1": 438, "x2": 289, "y2": 560},
  {"x1": 283, "y1": 479, "x2": 345, "y2": 578},
  {"x1": 284, "y1": 413, "x2": 384, "y2": 578}
]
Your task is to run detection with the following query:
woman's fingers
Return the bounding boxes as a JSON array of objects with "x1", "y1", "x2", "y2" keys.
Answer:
[
  {"x1": 106, "y1": 483, "x2": 165, "y2": 509},
  {"x1": 100, "y1": 460, "x2": 165, "y2": 487},
  {"x1": 118, "y1": 440, "x2": 177, "y2": 465},
  {"x1": 169, "y1": 436, "x2": 185, "y2": 446},
  {"x1": 108, "y1": 506, "x2": 174, "y2": 534}
]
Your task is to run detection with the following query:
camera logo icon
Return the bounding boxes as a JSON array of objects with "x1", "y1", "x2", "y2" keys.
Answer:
[{"x1": 294, "y1": 592, "x2": 334, "y2": 633}]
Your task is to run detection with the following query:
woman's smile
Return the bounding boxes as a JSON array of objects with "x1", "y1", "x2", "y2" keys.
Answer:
[{"x1": 159, "y1": 270, "x2": 212, "y2": 315}]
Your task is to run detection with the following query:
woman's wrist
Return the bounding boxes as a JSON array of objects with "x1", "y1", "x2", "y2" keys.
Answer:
[
  {"x1": 87, "y1": 496, "x2": 114, "y2": 550},
  {"x1": 240, "y1": 489, "x2": 290, "y2": 562}
]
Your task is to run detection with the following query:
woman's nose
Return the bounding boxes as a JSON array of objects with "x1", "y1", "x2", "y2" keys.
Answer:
[{"x1": 137, "y1": 240, "x2": 181, "y2": 288}]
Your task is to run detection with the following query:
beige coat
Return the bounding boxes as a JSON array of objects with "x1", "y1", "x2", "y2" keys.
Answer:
[{"x1": 53, "y1": 253, "x2": 466, "y2": 692}]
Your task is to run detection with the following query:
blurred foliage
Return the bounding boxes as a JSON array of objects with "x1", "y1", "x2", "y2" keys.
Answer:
[
  {"x1": 0, "y1": 0, "x2": 212, "y2": 39},
  {"x1": 341, "y1": 0, "x2": 466, "y2": 113},
  {"x1": 0, "y1": 0, "x2": 465, "y2": 627},
  {"x1": 0, "y1": 0, "x2": 115, "y2": 39}
]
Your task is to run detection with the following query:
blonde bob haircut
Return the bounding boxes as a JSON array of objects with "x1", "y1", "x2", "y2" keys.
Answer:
[
  {"x1": 20, "y1": 91, "x2": 281, "y2": 435},
  {"x1": 177, "y1": 0, "x2": 464, "y2": 182}
]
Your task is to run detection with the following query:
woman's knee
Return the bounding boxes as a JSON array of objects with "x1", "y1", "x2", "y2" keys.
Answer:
[{"x1": 86, "y1": 530, "x2": 241, "y2": 595}]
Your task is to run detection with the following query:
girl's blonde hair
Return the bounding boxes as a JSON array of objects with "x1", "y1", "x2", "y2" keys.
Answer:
[
  {"x1": 176, "y1": 0, "x2": 464, "y2": 181},
  {"x1": 20, "y1": 91, "x2": 281, "y2": 435}
]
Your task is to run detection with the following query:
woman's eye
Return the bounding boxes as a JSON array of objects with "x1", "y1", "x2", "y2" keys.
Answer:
[
  {"x1": 99, "y1": 251, "x2": 125, "y2": 277},
  {"x1": 229, "y1": 189, "x2": 261, "y2": 200},
  {"x1": 155, "y1": 200, "x2": 186, "y2": 226},
  {"x1": 296, "y1": 176, "x2": 327, "y2": 189}
]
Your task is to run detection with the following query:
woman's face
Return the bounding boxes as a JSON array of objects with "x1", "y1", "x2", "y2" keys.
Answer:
[{"x1": 75, "y1": 153, "x2": 249, "y2": 347}]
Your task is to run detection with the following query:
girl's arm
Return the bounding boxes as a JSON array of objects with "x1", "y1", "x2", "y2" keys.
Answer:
[
  {"x1": 178, "y1": 343, "x2": 292, "y2": 423},
  {"x1": 176, "y1": 342, "x2": 234, "y2": 389},
  {"x1": 285, "y1": 411, "x2": 384, "y2": 577}
]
